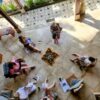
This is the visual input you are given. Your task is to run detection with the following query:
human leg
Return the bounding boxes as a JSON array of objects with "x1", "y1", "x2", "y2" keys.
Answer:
[
  {"x1": 21, "y1": 65, "x2": 36, "y2": 75},
  {"x1": 32, "y1": 46, "x2": 41, "y2": 53},
  {"x1": 54, "y1": 39, "x2": 57, "y2": 44},
  {"x1": 55, "y1": 35, "x2": 59, "y2": 45},
  {"x1": 9, "y1": 27, "x2": 15, "y2": 37},
  {"x1": 72, "y1": 53, "x2": 80, "y2": 57},
  {"x1": 70, "y1": 58, "x2": 79, "y2": 63},
  {"x1": 56, "y1": 38, "x2": 59, "y2": 45},
  {"x1": 70, "y1": 54, "x2": 80, "y2": 63},
  {"x1": 26, "y1": 44, "x2": 41, "y2": 53}
]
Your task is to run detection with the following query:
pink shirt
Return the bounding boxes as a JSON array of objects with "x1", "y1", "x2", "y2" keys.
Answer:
[{"x1": 10, "y1": 57, "x2": 20, "y2": 75}]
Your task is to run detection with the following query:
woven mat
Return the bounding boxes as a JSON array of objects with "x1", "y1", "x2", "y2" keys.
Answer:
[{"x1": 42, "y1": 48, "x2": 59, "y2": 66}]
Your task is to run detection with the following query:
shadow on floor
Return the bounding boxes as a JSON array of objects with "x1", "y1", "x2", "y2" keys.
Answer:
[{"x1": 83, "y1": 14, "x2": 100, "y2": 30}]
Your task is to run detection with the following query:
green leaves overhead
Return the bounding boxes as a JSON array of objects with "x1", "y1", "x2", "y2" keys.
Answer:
[
  {"x1": 25, "y1": 0, "x2": 49, "y2": 8},
  {"x1": 0, "y1": 3, "x2": 17, "y2": 12}
]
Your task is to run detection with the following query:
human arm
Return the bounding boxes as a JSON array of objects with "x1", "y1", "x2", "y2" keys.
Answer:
[
  {"x1": 47, "y1": 82, "x2": 56, "y2": 90},
  {"x1": 16, "y1": 58, "x2": 25, "y2": 63}
]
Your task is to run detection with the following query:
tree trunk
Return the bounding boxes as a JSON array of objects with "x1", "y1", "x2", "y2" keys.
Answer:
[{"x1": 75, "y1": 0, "x2": 85, "y2": 21}]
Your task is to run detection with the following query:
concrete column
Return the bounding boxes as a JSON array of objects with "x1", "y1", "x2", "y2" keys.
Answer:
[
  {"x1": 75, "y1": 0, "x2": 85, "y2": 21},
  {"x1": 0, "y1": 7, "x2": 21, "y2": 33}
]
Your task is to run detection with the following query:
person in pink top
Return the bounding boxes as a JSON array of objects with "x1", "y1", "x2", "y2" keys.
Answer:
[{"x1": 7, "y1": 57, "x2": 35, "y2": 81}]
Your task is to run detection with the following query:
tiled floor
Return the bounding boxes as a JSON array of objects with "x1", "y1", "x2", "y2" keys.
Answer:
[
  {"x1": 0, "y1": 1, "x2": 100, "y2": 100},
  {"x1": 0, "y1": 0, "x2": 100, "y2": 31}
]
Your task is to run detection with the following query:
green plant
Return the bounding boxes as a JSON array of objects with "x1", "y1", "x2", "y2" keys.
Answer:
[
  {"x1": 0, "y1": 4, "x2": 8, "y2": 12},
  {"x1": 33, "y1": 0, "x2": 48, "y2": 5},
  {"x1": 25, "y1": 0, "x2": 33, "y2": 8},
  {"x1": 8, "y1": 3, "x2": 17, "y2": 11}
]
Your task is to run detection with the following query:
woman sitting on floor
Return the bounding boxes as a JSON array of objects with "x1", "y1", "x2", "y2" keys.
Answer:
[
  {"x1": 3, "y1": 57, "x2": 35, "y2": 81},
  {"x1": 0, "y1": 27, "x2": 15, "y2": 40},
  {"x1": 70, "y1": 53, "x2": 97, "y2": 70},
  {"x1": 19, "y1": 35, "x2": 41, "y2": 53}
]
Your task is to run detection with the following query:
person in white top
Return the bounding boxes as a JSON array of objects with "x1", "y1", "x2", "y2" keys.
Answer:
[
  {"x1": 14, "y1": 82, "x2": 37, "y2": 100},
  {"x1": 41, "y1": 78, "x2": 56, "y2": 91},
  {"x1": 41, "y1": 78, "x2": 56, "y2": 100},
  {"x1": 83, "y1": 56, "x2": 91, "y2": 65},
  {"x1": 70, "y1": 53, "x2": 97, "y2": 70}
]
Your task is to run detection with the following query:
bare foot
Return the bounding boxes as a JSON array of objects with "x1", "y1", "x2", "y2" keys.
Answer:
[{"x1": 10, "y1": 32, "x2": 15, "y2": 37}]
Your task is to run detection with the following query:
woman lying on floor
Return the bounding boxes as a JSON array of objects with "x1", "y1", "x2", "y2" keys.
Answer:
[
  {"x1": 19, "y1": 35, "x2": 41, "y2": 53},
  {"x1": 41, "y1": 78, "x2": 58, "y2": 100},
  {"x1": 3, "y1": 57, "x2": 35, "y2": 81},
  {"x1": 14, "y1": 81, "x2": 37, "y2": 100},
  {"x1": 70, "y1": 53, "x2": 97, "y2": 70}
]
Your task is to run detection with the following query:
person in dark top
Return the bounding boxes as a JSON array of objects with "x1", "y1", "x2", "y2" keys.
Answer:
[{"x1": 50, "y1": 22, "x2": 62, "y2": 45}]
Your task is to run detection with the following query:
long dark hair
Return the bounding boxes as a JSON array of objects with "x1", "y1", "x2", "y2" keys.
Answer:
[
  {"x1": 8, "y1": 62, "x2": 16, "y2": 69},
  {"x1": 19, "y1": 35, "x2": 26, "y2": 44},
  {"x1": 89, "y1": 57, "x2": 95, "y2": 62}
]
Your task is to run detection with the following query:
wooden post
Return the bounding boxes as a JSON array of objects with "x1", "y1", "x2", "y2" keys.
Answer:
[
  {"x1": 75, "y1": 0, "x2": 85, "y2": 21},
  {"x1": 14, "y1": 0, "x2": 25, "y2": 13},
  {"x1": 14, "y1": 0, "x2": 22, "y2": 9},
  {"x1": 0, "y1": 7, "x2": 21, "y2": 33}
]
